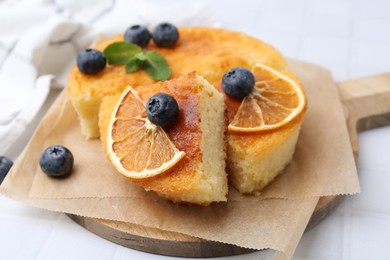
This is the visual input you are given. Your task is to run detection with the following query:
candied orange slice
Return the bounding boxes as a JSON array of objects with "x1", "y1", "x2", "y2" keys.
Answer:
[
  {"x1": 106, "y1": 86, "x2": 185, "y2": 179},
  {"x1": 228, "y1": 64, "x2": 306, "y2": 133}
]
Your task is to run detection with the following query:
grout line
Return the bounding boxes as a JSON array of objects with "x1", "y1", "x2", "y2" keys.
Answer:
[
  {"x1": 295, "y1": 0, "x2": 309, "y2": 60},
  {"x1": 337, "y1": 207, "x2": 390, "y2": 220},
  {"x1": 35, "y1": 213, "x2": 63, "y2": 259},
  {"x1": 345, "y1": 0, "x2": 357, "y2": 80},
  {"x1": 341, "y1": 213, "x2": 350, "y2": 260}
]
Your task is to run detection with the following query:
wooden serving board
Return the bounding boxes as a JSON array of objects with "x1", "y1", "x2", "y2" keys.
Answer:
[{"x1": 69, "y1": 72, "x2": 390, "y2": 257}]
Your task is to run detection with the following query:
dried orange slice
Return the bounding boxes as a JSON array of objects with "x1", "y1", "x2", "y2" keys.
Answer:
[
  {"x1": 228, "y1": 64, "x2": 305, "y2": 133},
  {"x1": 106, "y1": 86, "x2": 185, "y2": 179}
]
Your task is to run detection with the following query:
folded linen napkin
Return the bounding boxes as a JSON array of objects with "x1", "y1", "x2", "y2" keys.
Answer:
[{"x1": 0, "y1": 0, "x2": 219, "y2": 155}]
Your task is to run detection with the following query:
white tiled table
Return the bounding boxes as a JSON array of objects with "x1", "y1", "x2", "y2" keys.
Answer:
[{"x1": 1, "y1": 0, "x2": 390, "y2": 259}]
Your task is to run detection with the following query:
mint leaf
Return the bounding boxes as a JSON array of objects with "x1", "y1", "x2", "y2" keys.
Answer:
[
  {"x1": 125, "y1": 56, "x2": 142, "y2": 73},
  {"x1": 142, "y1": 51, "x2": 171, "y2": 81},
  {"x1": 103, "y1": 42, "x2": 142, "y2": 65},
  {"x1": 102, "y1": 42, "x2": 171, "y2": 81}
]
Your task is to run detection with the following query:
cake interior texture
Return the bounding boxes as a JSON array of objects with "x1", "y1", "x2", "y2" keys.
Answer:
[
  {"x1": 156, "y1": 76, "x2": 227, "y2": 204},
  {"x1": 98, "y1": 73, "x2": 227, "y2": 205},
  {"x1": 228, "y1": 124, "x2": 301, "y2": 194}
]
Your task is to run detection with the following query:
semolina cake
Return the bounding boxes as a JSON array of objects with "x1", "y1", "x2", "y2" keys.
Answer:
[
  {"x1": 68, "y1": 27, "x2": 286, "y2": 139},
  {"x1": 98, "y1": 73, "x2": 227, "y2": 205},
  {"x1": 68, "y1": 26, "x2": 307, "y2": 197}
]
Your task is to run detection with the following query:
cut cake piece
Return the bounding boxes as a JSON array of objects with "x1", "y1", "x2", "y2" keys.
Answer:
[
  {"x1": 220, "y1": 68, "x2": 307, "y2": 194},
  {"x1": 98, "y1": 73, "x2": 227, "y2": 205}
]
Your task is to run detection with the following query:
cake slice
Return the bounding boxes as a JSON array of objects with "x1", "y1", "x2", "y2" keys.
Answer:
[
  {"x1": 98, "y1": 73, "x2": 227, "y2": 205},
  {"x1": 220, "y1": 65, "x2": 307, "y2": 194}
]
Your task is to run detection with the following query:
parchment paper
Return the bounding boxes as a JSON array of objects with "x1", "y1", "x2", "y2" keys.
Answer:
[{"x1": 0, "y1": 60, "x2": 360, "y2": 259}]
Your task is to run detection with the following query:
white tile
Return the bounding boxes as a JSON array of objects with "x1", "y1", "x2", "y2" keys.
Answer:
[
  {"x1": 352, "y1": 18, "x2": 390, "y2": 42},
  {"x1": 295, "y1": 214, "x2": 344, "y2": 259},
  {"x1": 304, "y1": 14, "x2": 350, "y2": 39},
  {"x1": 263, "y1": 0, "x2": 308, "y2": 14},
  {"x1": 257, "y1": 12, "x2": 305, "y2": 34},
  {"x1": 349, "y1": 167, "x2": 390, "y2": 215},
  {"x1": 306, "y1": 0, "x2": 351, "y2": 16},
  {"x1": 346, "y1": 215, "x2": 390, "y2": 260},
  {"x1": 0, "y1": 215, "x2": 55, "y2": 259},
  {"x1": 38, "y1": 219, "x2": 118, "y2": 260},
  {"x1": 116, "y1": 246, "x2": 175, "y2": 260},
  {"x1": 350, "y1": 40, "x2": 390, "y2": 68},
  {"x1": 355, "y1": 0, "x2": 390, "y2": 19},
  {"x1": 255, "y1": 30, "x2": 302, "y2": 58},
  {"x1": 298, "y1": 36, "x2": 349, "y2": 69},
  {"x1": 207, "y1": 0, "x2": 263, "y2": 35},
  {"x1": 349, "y1": 65, "x2": 390, "y2": 80}
]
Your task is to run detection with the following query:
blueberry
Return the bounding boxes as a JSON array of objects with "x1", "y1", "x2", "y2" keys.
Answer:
[
  {"x1": 146, "y1": 93, "x2": 179, "y2": 126},
  {"x1": 124, "y1": 25, "x2": 151, "y2": 48},
  {"x1": 222, "y1": 67, "x2": 255, "y2": 99},
  {"x1": 39, "y1": 145, "x2": 74, "y2": 178},
  {"x1": 0, "y1": 156, "x2": 13, "y2": 184},
  {"x1": 152, "y1": 22, "x2": 179, "y2": 47},
  {"x1": 76, "y1": 48, "x2": 106, "y2": 75}
]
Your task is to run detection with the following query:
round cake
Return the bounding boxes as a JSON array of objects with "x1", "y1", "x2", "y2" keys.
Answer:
[{"x1": 67, "y1": 26, "x2": 307, "y2": 199}]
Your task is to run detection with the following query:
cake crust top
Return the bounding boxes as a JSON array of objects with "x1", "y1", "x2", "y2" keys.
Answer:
[{"x1": 68, "y1": 27, "x2": 287, "y2": 97}]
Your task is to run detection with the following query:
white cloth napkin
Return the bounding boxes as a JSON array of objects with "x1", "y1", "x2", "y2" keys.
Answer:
[{"x1": 0, "y1": 0, "x2": 219, "y2": 155}]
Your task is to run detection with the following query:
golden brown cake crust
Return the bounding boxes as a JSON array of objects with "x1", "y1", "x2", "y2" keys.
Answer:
[
  {"x1": 216, "y1": 67, "x2": 307, "y2": 152},
  {"x1": 68, "y1": 27, "x2": 287, "y2": 98},
  {"x1": 99, "y1": 73, "x2": 203, "y2": 194},
  {"x1": 100, "y1": 73, "x2": 228, "y2": 204}
]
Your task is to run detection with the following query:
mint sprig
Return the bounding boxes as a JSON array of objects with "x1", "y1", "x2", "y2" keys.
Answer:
[{"x1": 103, "y1": 42, "x2": 171, "y2": 81}]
